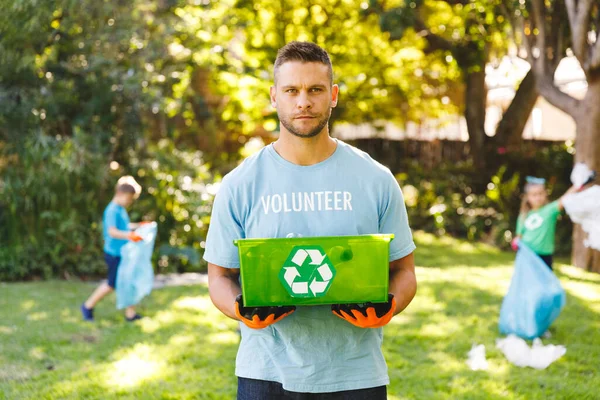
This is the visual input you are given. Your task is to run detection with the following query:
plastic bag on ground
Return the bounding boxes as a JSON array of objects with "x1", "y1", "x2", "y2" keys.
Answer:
[
  {"x1": 116, "y1": 222, "x2": 157, "y2": 309},
  {"x1": 466, "y1": 344, "x2": 488, "y2": 371},
  {"x1": 499, "y1": 243, "x2": 566, "y2": 340},
  {"x1": 496, "y1": 334, "x2": 566, "y2": 369},
  {"x1": 562, "y1": 185, "x2": 600, "y2": 251}
]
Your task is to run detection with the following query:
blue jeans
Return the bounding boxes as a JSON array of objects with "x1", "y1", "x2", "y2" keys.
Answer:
[{"x1": 237, "y1": 378, "x2": 387, "y2": 400}]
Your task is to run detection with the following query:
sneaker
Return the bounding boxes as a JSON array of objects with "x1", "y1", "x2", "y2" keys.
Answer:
[
  {"x1": 81, "y1": 304, "x2": 94, "y2": 321},
  {"x1": 125, "y1": 314, "x2": 143, "y2": 322}
]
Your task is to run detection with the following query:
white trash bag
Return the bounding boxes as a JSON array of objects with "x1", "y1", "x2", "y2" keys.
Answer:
[
  {"x1": 562, "y1": 186, "x2": 600, "y2": 251},
  {"x1": 496, "y1": 334, "x2": 566, "y2": 369},
  {"x1": 570, "y1": 163, "x2": 595, "y2": 189},
  {"x1": 466, "y1": 344, "x2": 489, "y2": 371}
]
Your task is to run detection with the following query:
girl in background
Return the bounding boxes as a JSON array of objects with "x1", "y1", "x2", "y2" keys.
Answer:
[{"x1": 512, "y1": 176, "x2": 580, "y2": 270}]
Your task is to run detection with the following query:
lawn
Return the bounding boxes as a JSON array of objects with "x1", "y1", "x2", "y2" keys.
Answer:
[{"x1": 1, "y1": 232, "x2": 599, "y2": 399}]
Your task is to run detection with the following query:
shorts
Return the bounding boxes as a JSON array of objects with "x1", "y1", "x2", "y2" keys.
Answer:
[
  {"x1": 237, "y1": 378, "x2": 387, "y2": 400},
  {"x1": 104, "y1": 252, "x2": 121, "y2": 288}
]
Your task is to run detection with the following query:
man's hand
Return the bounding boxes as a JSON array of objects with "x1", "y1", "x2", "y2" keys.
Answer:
[
  {"x1": 331, "y1": 294, "x2": 396, "y2": 329},
  {"x1": 128, "y1": 232, "x2": 143, "y2": 242},
  {"x1": 234, "y1": 295, "x2": 296, "y2": 329}
]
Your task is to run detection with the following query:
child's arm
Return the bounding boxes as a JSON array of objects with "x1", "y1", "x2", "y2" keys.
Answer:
[
  {"x1": 108, "y1": 227, "x2": 142, "y2": 242},
  {"x1": 128, "y1": 221, "x2": 152, "y2": 230},
  {"x1": 558, "y1": 185, "x2": 583, "y2": 211},
  {"x1": 512, "y1": 215, "x2": 525, "y2": 251}
]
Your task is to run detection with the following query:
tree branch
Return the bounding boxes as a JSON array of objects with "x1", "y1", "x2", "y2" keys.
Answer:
[
  {"x1": 553, "y1": 24, "x2": 565, "y2": 71},
  {"x1": 565, "y1": 0, "x2": 577, "y2": 29},
  {"x1": 499, "y1": 2, "x2": 518, "y2": 47},
  {"x1": 548, "y1": 0, "x2": 568, "y2": 71},
  {"x1": 413, "y1": 16, "x2": 454, "y2": 52},
  {"x1": 590, "y1": 37, "x2": 600, "y2": 70},
  {"x1": 493, "y1": 69, "x2": 538, "y2": 149},
  {"x1": 531, "y1": 0, "x2": 546, "y2": 67},
  {"x1": 537, "y1": 79, "x2": 580, "y2": 117},
  {"x1": 520, "y1": 14, "x2": 536, "y2": 66},
  {"x1": 566, "y1": 0, "x2": 594, "y2": 68}
]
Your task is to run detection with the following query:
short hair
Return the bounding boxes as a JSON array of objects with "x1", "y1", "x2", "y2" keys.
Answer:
[
  {"x1": 274, "y1": 41, "x2": 333, "y2": 84},
  {"x1": 115, "y1": 175, "x2": 141, "y2": 198},
  {"x1": 116, "y1": 183, "x2": 136, "y2": 196}
]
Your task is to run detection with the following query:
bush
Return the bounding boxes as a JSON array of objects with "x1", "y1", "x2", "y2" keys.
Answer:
[
  {"x1": 398, "y1": 142, "x2": 574, "y2": 255},
  {"x1": 130, "y1": 139, "x2": 215, "y2": 275},
  {"x1": 0, "y1": 134, "x2": 216, "y2": 281}
]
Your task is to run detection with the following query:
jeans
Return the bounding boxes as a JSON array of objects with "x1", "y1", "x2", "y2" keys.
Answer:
[{"x1": 237, "y1": 377, "x2": 387, "y2": 400}]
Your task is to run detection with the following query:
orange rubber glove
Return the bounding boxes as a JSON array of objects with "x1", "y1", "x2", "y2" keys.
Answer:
[
  {"x1": 331, "y1": 294, "x2": 396, "y2": 328},
  {"x1": 234, "y1": 295, "x2": 296, "y2": 330},
  {"x1": 128, "y1": 232, "x2": 143, "y2": 242}
]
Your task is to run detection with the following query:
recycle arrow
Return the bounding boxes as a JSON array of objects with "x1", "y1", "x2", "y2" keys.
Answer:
[
  {"x1": 279, "y1": 246, "x2": 336, "y2": 299},
  {"x1": 290, "y1": 249, "x2": 326, "y2": 266},
  {"x1": 309, "y1": 278, "x2": 328, "y2": 296},
  {"x1": 283, "y1": 267, "x2": 300, "y2": 286}
]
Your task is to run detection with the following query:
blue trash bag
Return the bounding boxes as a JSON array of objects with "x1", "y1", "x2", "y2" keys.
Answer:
[
  {"x1": 499, "y1": 242, "x2": 566, "y2": 339},
  {"x1": 116, "y1": 222, "x2": 157, "y2": 309}
]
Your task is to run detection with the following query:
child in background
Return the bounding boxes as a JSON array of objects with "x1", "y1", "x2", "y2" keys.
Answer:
[
  {"x1": 81, "y1": 176, "x2": 147, "y2": 322},
  {"x1": 512, "y1": 176, "x2": 580, "y2": 270}
]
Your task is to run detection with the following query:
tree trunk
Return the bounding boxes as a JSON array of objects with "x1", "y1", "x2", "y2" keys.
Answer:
[
  {"x1": 571, "y1": 79, "x2": 600, "y2": 272},
  {"x1": 464, "y1": 66, "x2": 487, "y2": 170}
]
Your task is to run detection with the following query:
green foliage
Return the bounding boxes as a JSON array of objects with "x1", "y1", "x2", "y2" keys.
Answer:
[
  {"x1": 131, "y1": 139, "x2": 215, "y2": 274},
  {"x1": 0, "y1": 133, "x2": 215, "y2": 281},
  {"x1": 0, "y1": 0, "x2": 471, "y2": 280},
  {"x1": 229, "y1": 0, "x2": 461, "y2": 124},
  {"x1": 0, "y1": 133, "x2": 106, "y2": 280},
  {"x1": 398, "y1": 144, "x2": 575, "y2": 255},
  {"x1": 2, "y1": 234, "x2": 600, "y2": 398}
]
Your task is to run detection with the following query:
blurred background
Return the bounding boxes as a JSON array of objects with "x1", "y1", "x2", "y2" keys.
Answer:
[{"x1": 1, "y1": 0, "x2": 598, "y2": 281}]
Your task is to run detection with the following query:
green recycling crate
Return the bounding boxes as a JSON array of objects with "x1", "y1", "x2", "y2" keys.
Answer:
[{"x1": 234, "y1": 234, "x2": 393, "y2": 307}]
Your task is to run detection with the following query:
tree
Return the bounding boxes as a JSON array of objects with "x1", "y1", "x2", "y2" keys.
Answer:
[
  {"x1": 368, "y1": 0, "x2": 540, "y2": 172},
  {"x1": 508, "y1": 0, "x2": 600, "y2": 272},
  {"x1": 226, "y1": 0, "x2": 464, "y2": 133}
]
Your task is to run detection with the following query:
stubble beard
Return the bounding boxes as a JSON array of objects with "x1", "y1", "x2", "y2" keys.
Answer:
[{"x1": 278, "y1": 108, "x2": 331, "y2": 139}]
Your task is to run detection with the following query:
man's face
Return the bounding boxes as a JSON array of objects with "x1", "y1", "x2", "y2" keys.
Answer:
[{"x1": 270, "y1": 61, "x2": 338, "y2": 139}]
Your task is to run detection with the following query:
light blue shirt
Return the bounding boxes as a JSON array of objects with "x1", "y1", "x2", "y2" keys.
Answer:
[
  {"x1": 203, "y1": 140, "x2": 415, "y2": 393},
  {"x1": 103, "y1": 201, "x2": 130, "y2": 256}
]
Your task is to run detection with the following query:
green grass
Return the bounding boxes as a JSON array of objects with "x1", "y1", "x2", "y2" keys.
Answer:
[{"x1": 1, "y1": 232, "x2": 599, "y2": 399}]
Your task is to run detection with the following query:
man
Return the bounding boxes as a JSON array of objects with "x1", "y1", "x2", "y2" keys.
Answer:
[{"x1": 204, "y1": 41, "x2": 416, "y2": 399}]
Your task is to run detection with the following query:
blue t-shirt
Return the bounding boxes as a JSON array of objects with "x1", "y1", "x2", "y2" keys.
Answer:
[
  {"x1": 203, "y1": 140, "x2": 415, "y2": 393},
  {"x1": 103, "y1": 201, "x2": 130, "y2": 256}
]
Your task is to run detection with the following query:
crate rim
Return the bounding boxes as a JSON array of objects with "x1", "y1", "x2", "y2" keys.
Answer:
[{"x1": 234, "y1": 233, "x2": 395, "y2": 247}]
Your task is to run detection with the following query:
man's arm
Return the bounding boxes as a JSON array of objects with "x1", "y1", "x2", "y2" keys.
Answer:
[
  {"x1": 388, "y1": 253, "x2": 416, "y2": 315},
  {"x1": 208, "y1": 263, "x2": 242, "y2": 320}
]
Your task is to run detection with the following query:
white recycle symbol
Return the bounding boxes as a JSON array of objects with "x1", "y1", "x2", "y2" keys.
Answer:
[
  {"x1": 524, "y1": 214, "x2": 544, "y2": 230},
  {"x1": 281, "y1": 247, "x2": 335, "y2": 297}
]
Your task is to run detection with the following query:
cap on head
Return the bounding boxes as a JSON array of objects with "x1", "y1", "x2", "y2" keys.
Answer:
[
  {"x1": 274, "y1": 41, "x2": 333, "y2": 85},
  {"x1": 525, "y1": 176, "x2": 546, "y2": 185}
]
